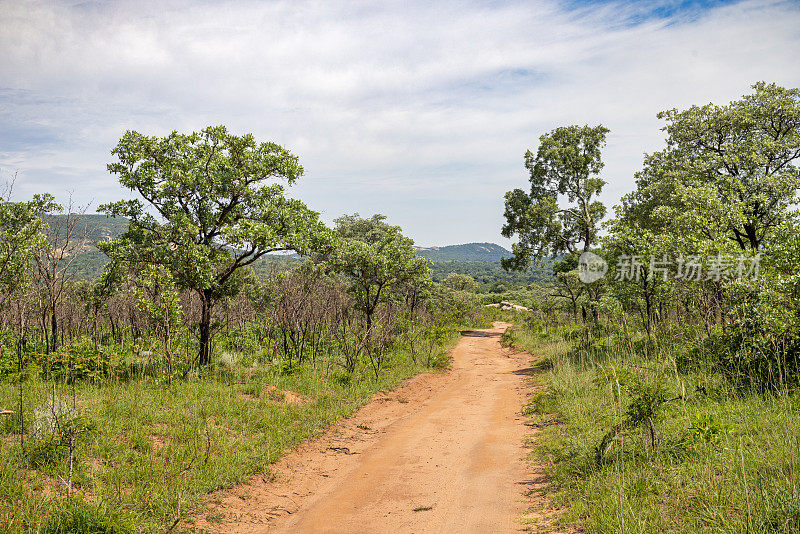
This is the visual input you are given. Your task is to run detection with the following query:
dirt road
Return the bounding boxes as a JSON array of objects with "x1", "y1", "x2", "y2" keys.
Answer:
[{"x1": 198, "y1": 322, "x2": 553, "y2": 533}]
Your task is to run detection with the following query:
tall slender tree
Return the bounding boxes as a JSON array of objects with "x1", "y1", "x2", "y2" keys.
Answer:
[{"x1": 502, "y1": 124, "x2": 609, "y2": 270}]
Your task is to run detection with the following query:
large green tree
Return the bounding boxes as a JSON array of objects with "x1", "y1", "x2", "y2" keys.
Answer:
[
  {"x1": 502, "y1": 124, "x2": 609, "y2": 270},
  {"x1": 100, "y1": 125, "x2": 330, "y2": 366},
  {"x1": 630, "y1": 82, "x2": 800, "y2": 251},
  {"x1": 442, "y1": 272, "x2": 478, "y2": 293}
]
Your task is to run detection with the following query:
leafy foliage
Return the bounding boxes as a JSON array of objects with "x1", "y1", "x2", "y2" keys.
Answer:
[
  {"x1": 99, "y1": 125, "x2": 331, "y2": 365},
  {"x1": 327, "y1": 213, "x2": 431, "y2": 329},
  {"x1": 627, "y1": 82, "x2": 800, "y2": 252},
  {"x1": 502, "y1": 124, "x2": 609, "y2": 269},
  {"x1": 0, "y1": 193, "x2": 53, "y2": 299}
]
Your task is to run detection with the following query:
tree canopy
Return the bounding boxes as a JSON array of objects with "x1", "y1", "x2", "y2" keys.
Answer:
[
  {"x1": 327, "y1": 214, "x2": 431, "y2": 330},
  {"x1": 0, "y1": 193, "x2": 54, "y2": 301},
  {"x1": 100, "y1": 125, "x2": 330, "y2": 365},
  {"x1": 502, "y1": 124, "x2": 609, "y2": 270},
  {"x1": 628, "y1": 82, "x2": 800, "y2": 252}
]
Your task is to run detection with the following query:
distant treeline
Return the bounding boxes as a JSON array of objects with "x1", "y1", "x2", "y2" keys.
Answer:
[{"x1": 50, "y1": 214, "x2": 554, "y2": 289}]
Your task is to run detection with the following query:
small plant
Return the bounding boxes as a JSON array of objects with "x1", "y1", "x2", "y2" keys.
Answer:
[
  {"x1": 30, "y1": 391, "x2": 96, "y2": 492},
  {"x1": 277, "y1": 359, "x2": 298, "y2": 375},
  {"x1": 43, "y1": 338, "x2": 113, "y2": 382},
  {"x1": 595, "y1": 372, "x2": 678, "y2": 463},
  {"x1": 1, "y1": 409, "x2": 23, "y2": 434},
  {"x1": 689, "y1": 411, "x2": 735, "y2": 445},
  {"x1": 422, "y1": 326, "x2": 450, "y2": 368},
  {"x1": 33, "y1": 395, "x2": 75, "y2": 438},
  {"x1": 625, "y1": 378, "x2": 670, "y2": 450},
  {"x1": 23, "y1": 434, "x2": 65, "y2": 469}
]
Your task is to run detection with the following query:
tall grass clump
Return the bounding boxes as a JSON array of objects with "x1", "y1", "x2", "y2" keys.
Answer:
[{"x1": 507, "y1": 319, "x2": 800, "y2": 534}]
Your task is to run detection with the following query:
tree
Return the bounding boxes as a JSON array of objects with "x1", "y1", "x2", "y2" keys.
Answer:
[
  {"x1": 551, "y1": 253, "x2": 583, "y2": 321},
  {"x1": 442, "y1": 273, "x2": 478, "y2": 293},
  {"x1": 100, "y1": 125, "x2": 330, "y2": 366},
  {"x1": 0, "y1": 187, "x2": 52, "y2": 446},
  {"x1": 333, "y1": 213, "x2": 393, "y2": 244},
  {"x1": 603, "y1": 214, "x2": 675, "y2": 338},
  {"x1": 502, "y1": 124, "x2": 609, "y2": 270},
  {"x1": 33, "y1": 196, "x2": 90, "y2": 353},
  {"x1": 328, "y1": 214, "x2": 431, "y2": 332},
  {"x1": 634, "y1": 82, "x2": 800, "y2": 251},
  {"x1": 131, "y1": 265, "x2": 182, "y2": 383},
  {"x1": 0, "y1": 193, "x2": 51, "y2": 299}
]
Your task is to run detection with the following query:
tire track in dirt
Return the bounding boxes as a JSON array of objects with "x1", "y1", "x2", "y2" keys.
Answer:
[{"x1": 195, "y1": 322, "x2": 562, "y2": 533}]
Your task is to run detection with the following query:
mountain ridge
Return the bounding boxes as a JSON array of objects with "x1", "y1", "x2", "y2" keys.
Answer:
[
  {"x1": 413, "y1": 242, "x2": 510, "y2": 262},
  {"x1": 41, "y1": 215, "x2": 518, "y2": 277}
]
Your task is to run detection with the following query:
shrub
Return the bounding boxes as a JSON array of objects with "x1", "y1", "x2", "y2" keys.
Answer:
[
  {"x1": 38, "y1": 338, "x2": 115, "y2": 382},
  {"x1": 702, "y1": 283, "x2": 800, "y2": 392}
]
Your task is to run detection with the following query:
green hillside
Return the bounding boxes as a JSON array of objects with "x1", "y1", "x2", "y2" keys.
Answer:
[
  {"x1": 414, "y1": 242, "x2": 510, "y2": 261},
  {"x1": 42, "y1": 215, "x2": 551, "y2": 286},
  {"x1": 46, "y1": 213, "x2": 131, "y2": 243}
]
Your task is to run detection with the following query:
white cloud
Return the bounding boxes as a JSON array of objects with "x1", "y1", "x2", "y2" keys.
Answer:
[{"x1": 0, "y1": 0, "x2": 799, "y2": 245}]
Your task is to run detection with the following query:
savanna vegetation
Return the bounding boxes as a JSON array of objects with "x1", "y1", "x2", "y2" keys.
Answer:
[
  {"x1": 5, "y1": 76, "x2": 798, "y2": 534},
  {"x1": 503, "y1": 82, "x2": 800, "y2": 533},
  {"x1": 0, "y1": 127, "x2": 496, "y2": 532}
]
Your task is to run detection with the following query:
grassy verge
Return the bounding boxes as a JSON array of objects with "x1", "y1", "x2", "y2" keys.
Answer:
[
  {"x1": 0, "y1": 316, "x2": 495, "y2": 533},
  {"x1": 505, "y1": 325, "x2": 800, "y2": 534}
]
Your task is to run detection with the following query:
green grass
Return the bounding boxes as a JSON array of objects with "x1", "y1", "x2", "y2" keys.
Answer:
[
  {"x1": 0, "y1": 327, "x2": 472, "y2": 533},
  {"x1": 507, "y1": 325, "x2": 800, "y2": 534}
]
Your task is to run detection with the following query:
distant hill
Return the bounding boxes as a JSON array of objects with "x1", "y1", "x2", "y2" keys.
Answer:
[
  {"x1": 414, "y1": 242, "x2": 511, "y2": 262},
  {"x1": 40, "y1": 215, "x2": 550, "y2": 287},
  {"x1": 41, "y1": 213, "x2": 129, "y2": 243},
  {"x1": 37, "y1": 214, "x2": 127, "y2": 278},
  {"x1": 57, "y1": 213, "x2": 130, "y2": 242},
  {"x1": 417, "y1": 243, "x2": 553, "y2": 289}
]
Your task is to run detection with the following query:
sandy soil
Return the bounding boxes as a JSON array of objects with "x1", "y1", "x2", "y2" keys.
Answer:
[{"x1": 196, "y1": 322, "x2": 560, "y2": 533}]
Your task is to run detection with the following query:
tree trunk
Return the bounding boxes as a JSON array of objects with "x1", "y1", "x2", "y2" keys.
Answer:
[
  {"x1": 50, "y1": 306, "x2": 58, "y2": 353},
  {"x1": 643, "y1": 278, "x2": 653, "y2": 341},
  {"x1": 199, "y1": 291, "x2": 213, "y2": 366},
  {"x1": 164, "y1": 322, "x2": 172, "y2": 385},
  {"x1": 109, "y1": 314, "x2": 118, "y2": 344},
  {"x1": 42, "y1": 309, "x2": 50, "y2": 355},
  {"x1": 744, "y1": 223, "x2": 760, "y2": 251}
]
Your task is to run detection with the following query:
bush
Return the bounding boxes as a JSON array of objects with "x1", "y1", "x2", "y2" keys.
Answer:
[
  {"x1": 693, "y1": 283, "x2": 800, "y2": 392},
  {"x1": 24, "y1": 435, "x2": 66, "y2": 469},
  {"x1": 37, "y1": 338, "x2": 115, "y2": 382}
]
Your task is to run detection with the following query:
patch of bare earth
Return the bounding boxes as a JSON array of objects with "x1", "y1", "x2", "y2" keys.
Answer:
[
  {"x1": 240, "y1": 386, "x2": 309, "y2": 406},
  {"x1": 192, "y1": 322, "x2": 567, "y2": 533},
  {"x1": 264, "y1": 385, "x2": 309, "y2": 406},
  {"x1": 20, "y1": 470, "x2": 64, "y2": 499}
]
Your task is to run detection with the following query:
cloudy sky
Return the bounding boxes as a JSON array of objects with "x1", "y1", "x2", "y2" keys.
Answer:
[{"x1": 1, "y1": 0, "x2": 799, "y2": 246}]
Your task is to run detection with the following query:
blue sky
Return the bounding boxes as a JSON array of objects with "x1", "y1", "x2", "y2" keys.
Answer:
[{"x1": 1, "y1": 0, "x2": 799, "y2": 246}]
